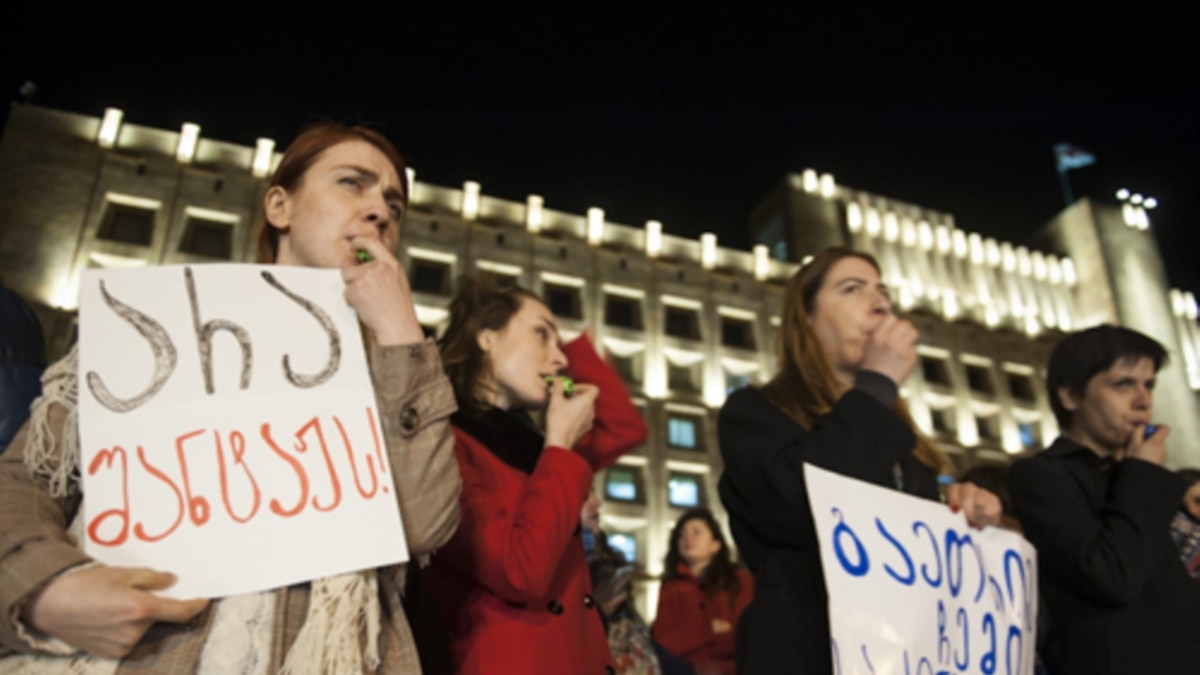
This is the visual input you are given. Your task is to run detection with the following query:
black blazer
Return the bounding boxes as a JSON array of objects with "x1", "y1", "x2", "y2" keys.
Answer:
[
  {"x1": 717, "y1": 386, "x2": 938, "y2": 674},
  {"x1": 1010, "y1": 437, "x2": 1200, "y2": 675}
]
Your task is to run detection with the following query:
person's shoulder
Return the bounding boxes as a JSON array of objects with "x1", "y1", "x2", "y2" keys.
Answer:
[{"x1": 719, "y1": 386, "x2": 773, "y2": 420}]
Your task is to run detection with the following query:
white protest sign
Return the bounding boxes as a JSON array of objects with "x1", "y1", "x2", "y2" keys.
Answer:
[
  {"x1": 78, "y1": 264, "x2": 408, "y2": 599},
  {"x1": 805, "y1": 464, "x2": 1038, "y2": 675}
]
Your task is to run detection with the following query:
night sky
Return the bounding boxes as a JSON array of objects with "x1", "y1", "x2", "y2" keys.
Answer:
[{"x1": 3, "y1": 3, "x2": 1196, "y2": 292}]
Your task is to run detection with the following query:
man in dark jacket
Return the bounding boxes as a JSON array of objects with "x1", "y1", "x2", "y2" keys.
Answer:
[
  {"x1": 0, "y1": 279, "x2": 46, "y2": 452},
  {"x1": 1011, "y1": 325, "x2": 1200, "y2": 674}
]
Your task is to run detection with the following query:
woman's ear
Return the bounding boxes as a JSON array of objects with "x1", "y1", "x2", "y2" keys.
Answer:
[
  {"x1": 477, "y1": 329, "x2": 495, "y2": 354},
  {"x1": 264, "y1": 186, "x2": 291, "y2": 232}
]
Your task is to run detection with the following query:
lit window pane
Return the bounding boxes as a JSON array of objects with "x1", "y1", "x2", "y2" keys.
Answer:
[
  {"x1": 668, "y1": 474, "x2": 700, "y2": 508},
  {"x1": 608, "y1": 532, "x2": 638, "y2": 563},
  {"x1": 668, "y1": 417, "x2": 696, "y2": 448},
  {"x1": 605, "y1": 468, "x2": 638, "y2": 502}
]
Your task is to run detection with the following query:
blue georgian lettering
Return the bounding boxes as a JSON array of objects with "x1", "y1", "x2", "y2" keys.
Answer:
[
  {"x1": 832, "y1": 508, "x2": 869, "y2": 577},
  {"x1": 980, "y1": 613, "x2": 998, "y2": 675},
  {"x1": 1004, "y1": 549, "x2": 1033, "y2": 631},
  {"x1": 876, "y1": 517, "x2": 915, "y2": 586},
  {"x1": 1005, "y1": 625, "x2": 1024, "y2": 675},
  {"x1": 945, "y1": 529, "x2": 985, "y2": 602},
  {"x1": 913, "y1": 520, "x2": 942, "y2": 588},
  {"x1": 954, "y1": 608, "x2": 970, "y2": 671}
]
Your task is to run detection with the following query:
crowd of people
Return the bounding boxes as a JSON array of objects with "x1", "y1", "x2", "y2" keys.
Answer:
[{"x1": 0, "y1": 124, "x2": 1197, "y2": 674}]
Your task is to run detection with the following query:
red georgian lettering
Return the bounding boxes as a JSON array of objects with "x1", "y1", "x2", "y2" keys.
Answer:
[
  {"x1": 86, "y1": 447, "x2": 130, "y2": 546},
  {"x1": 216, "y1": 430, "x2": 262, "y2": 524},
  {"x1": 262, "y1": 422, "x2": 309, "y2": 517},
  {"x1": 132, "y1": 445, "x2": 184, "y2": 542}
]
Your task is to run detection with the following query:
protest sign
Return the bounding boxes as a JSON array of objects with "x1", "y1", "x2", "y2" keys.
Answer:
[
  {"x1": 78, "y1": 264, "x2": 408, "y2": 599},
  {"x1": 805, "y1": 464, "x2": 1037, "y2": 675}
]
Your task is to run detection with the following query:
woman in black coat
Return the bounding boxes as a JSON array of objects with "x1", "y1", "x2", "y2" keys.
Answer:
[{"x1": 717, "y1": 247, "x2": 1002, "y2": 673}]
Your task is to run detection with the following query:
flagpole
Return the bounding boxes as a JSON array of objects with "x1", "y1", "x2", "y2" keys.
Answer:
[{"x1": 1058, "y1": 168, "x2": 1074, "y2": 208}]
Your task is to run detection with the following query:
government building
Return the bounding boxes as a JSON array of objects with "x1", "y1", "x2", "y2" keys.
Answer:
[{"x1": 2, "y1": 104, "x2": 1197, "y2": 617}]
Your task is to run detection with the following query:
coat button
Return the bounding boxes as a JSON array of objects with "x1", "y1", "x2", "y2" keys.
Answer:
[
  {"x1": 400, "y1": 405, "x2": 419, "y2": 432},
  {"x1": 583, "y1": 593, "x2": 595, "y2": 609},
  {"x1": 548, "y1": 600, "x2": 564, "y2": 615}
]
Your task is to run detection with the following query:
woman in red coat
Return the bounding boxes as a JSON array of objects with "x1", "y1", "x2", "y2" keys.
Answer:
[
  {"x1": 427, "y1": 279, "x2": 648, "y2": 674},
  {"x1": 652, "y1": 508, "x2": 753, "y2": 675}
]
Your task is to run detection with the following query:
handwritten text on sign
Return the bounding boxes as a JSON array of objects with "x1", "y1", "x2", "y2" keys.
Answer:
[
  {"x1": 78, "y1": 265, "x2": 408, "y2": 599},
  {"x1": 805, "y1": 465, "x2": 1038, "y2": 675}
]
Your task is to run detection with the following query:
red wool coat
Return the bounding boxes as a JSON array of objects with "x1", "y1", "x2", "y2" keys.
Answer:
[
  {"x1": 428, "y1": 335, "x2": 648, "y2": 675},
  {"x1": 652, "y1": 564, "x2": 755, "y2": 675}
]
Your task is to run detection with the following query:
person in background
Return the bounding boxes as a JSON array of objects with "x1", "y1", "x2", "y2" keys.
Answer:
[
  {"x1": 717, "y1": 247, "x2": 1002, "y2": 673},
  {"x1": 428, "y1": 279, "x2": 648, "y2": 674},
  {"x1": 1010, "y1": 324, "x2": 1200, "y2": 674},
  {"x1": 582, "y1": 489, "x2": 663, "y2": 675},
  {"x1": 1170, "y1": 468, "x2": 1200, "y2": 580},
  {"x1": 651, "y1": 508, "x2": 752, "y2": 675},
  {"x1": 0, "y1": 278, "x2": 46, "y2": 453},
  {"x1": 0, "y1": 123, "x2": 462, "y2": 673}
]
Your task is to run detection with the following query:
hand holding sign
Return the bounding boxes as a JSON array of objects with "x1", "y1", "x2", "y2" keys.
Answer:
[
  {"x1": 946, "y1": 482, "x2": 1004, "y2": 529},
  {"x1": 21, "y1": 566, "x2": 209, "y2": 659}
]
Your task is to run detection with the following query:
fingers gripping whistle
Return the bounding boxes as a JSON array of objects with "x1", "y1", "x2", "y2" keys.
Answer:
[{"x1": 545, "y1": 375, "x2": 575, "y2": 397}]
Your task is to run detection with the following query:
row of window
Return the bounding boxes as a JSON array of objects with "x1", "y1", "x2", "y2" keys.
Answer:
[
  {"x1": 604, "y1": 466, "x2": 707, "y2": 510},
  {"x1": 98, "y1": 204, "x2": 236, "y2": 259},
  {"x1": 927, "y1": 407, "x2": 1042, "y2": 449},
  {"x1": 408, "y1": 261, "x2": 759, "y2": 349},
  {"x1": 920, "y1": 356, "x2": 1038, "y2": 401}
]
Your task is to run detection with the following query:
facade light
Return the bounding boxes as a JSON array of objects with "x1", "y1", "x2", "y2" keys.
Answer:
[
  {"x1": 587, "y1": 207, "x2": 605, "y2": 245},
  {"x1": 176, "y1": 122, "x2": 200, "y2": 163},
  {"x1": 461, "y1": 181, "x2": 480, "y2": 220},
  {"x1": 645, "y1": 220, "x2": 663, "y2": 258},
  {"x1": 526, "y1": 195, "x2": 544, "y2": 233},
  {"x1": 251, "y1": 138, "x2": 275, "y2": 178},
  {"x1": 97, "y1": 107, "x2": 123, "y2": 148}
]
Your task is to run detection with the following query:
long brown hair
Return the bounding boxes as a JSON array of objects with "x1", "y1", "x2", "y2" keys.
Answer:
[
  {"x1": 255, "y1": 123, "x2": 408, "y2": 263},
  {"x1": 663, "y1": 508, "x2": 744, "y2": 601},
  {"x1": 439, "y1": 277, "x2": 542, "y2": 410},
  {"x1": 760, "y1": 247, "x2": 947, "y2": 474}
]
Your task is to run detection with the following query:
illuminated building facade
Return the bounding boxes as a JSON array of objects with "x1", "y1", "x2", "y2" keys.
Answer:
[{"x1": 2, "y1": 104, "x2": 1197, "y2": 618}]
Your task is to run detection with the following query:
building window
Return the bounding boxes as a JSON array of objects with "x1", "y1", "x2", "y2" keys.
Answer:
[
  {"x1": 604, "y1": 466, "x2": 644, "y2": 503},
  {"x1": 1007, "y1": 372, "x2": 1037, "y2": 403},
  {"x1": 667, "y1": 472, "x2": 706, "y2": 508},
  {"x1": 664, "y1": 306, "x2": 701, "y2": 340},
  {"x1": 965, "y1": 364, "x2": 994, "y2": 395},
  {"x1": 411, "y1": 259, "x2": 451, "y2": 295},
  {"x1": 479, "y1": 269, "x2": 519, "y2": 289},
  {"x1": 667, "y1": 415, "x2": 702, "y2": 450},
  {"x1": 99, "y1": 204, "x2": 155, "y2": 246},
  {"x1": 608, "y1": 531, "x2": 639, "y2": 564},
  {"x1": 544, "y1": 282, "x2": 583, "y2": 319},
  {"x1": 179, "y1": 217, "x2": 232, "y2": 259},
  {"x1": 720, "y1": 316, "x2": 755, "y2": 349},
  {"x1": 605, "y1": 295, "x2": 643, "y2": 330},
  {"x1": 975, "y1": 414, "x2": 1000, "y2": 443},
  {"x1": 725, "y1": 370, "x2": 750, "y2": 395},
  {"x1": 668, "y1": 361, "x2": 700, "y2": 393},
  {"x1": 611, "y1": 352, "x2": 642, "y2": 385},
  {"x1": 1017, "y1": 421, "x2": 1041, "y2": 450},
  {"x1": 930, "y1": 407, "x2": 955, "y2": 434},
  {"x1": 921, "y1": 356, "x2": 951, "y2": 387}
]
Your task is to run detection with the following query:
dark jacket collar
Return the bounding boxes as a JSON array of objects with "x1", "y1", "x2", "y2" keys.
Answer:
[{"x1": 452, "y1": 405, "x2": 545, "y2": 474}]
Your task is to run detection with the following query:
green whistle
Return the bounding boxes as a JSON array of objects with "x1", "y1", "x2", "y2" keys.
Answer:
[
  {"x1": 357, "y1": 250, "x2": 372, "y2": 264},
  {"x1": 545, "y1": 375, "x2": 575, "y2": 396}
]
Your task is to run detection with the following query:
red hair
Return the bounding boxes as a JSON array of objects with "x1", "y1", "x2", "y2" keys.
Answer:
[{"x1": 255, "y1": 123, "x2": 408, "y2": 263}]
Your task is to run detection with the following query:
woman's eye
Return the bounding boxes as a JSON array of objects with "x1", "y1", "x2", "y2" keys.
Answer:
[
  {"x1": 339, "y1": 176, "x2": 361, "y2": 188},
  {"x1": 388, "y1": 204, "x2": 403, "y2": 221}
]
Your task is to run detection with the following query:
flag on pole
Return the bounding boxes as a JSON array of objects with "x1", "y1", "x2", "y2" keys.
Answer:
[{"x1": 1054, "y1": 144, "x2": 1096, "y2": 173}]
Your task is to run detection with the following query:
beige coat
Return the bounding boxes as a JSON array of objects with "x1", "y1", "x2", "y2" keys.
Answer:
[{"x1": 0, "y1": 339, "x2": 461, "y2": 673}]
